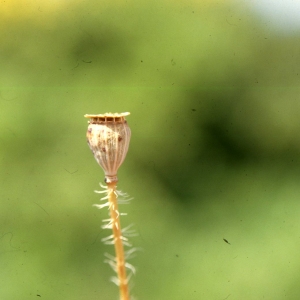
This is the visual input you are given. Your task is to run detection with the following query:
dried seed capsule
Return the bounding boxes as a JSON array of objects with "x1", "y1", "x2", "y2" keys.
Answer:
[{"x1": 84, "y1": 112, "x2": 131, "y2": 183}]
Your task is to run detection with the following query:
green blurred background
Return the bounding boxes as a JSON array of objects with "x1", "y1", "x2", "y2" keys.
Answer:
[{"x1": 1, "y1": 1, "x2": 300, "y2": 299}]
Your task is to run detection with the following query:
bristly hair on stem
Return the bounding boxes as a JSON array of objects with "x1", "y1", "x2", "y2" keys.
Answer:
[{"x1": 94, "y1": 182, "x2": 137, "y2": 299}]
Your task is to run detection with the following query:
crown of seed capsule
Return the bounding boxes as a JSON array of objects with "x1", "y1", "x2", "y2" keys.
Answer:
[{"x1": 85, "y1": 112, "x2": 131, "y2": 183}]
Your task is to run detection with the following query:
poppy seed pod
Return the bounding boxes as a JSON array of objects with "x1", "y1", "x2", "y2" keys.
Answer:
[{"x1": 84, "y1": 112, "x2": 131, "y2": 183}]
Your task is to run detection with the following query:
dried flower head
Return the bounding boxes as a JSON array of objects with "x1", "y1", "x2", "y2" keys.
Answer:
[{"x1": 84, "y1": 112, "x2": 131, "y2": 183}]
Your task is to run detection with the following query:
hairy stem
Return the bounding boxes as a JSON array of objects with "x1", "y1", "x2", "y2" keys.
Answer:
[{"x1": 107, "y1": 182, "x2": 130, "y2": 300}]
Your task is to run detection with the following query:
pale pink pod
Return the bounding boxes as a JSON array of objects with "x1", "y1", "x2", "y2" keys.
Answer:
[{"x1": 84, "y1": 112, "x2": 131, "y2": 183}]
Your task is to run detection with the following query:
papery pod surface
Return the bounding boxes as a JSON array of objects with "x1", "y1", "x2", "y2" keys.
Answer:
[{"x1": 85, "y1": 112, "x2": 131, "y2": 183}]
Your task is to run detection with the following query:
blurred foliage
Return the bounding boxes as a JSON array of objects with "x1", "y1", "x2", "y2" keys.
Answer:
[{"x1": 1, "y1": 1, "x2": 300, "y2": 299}]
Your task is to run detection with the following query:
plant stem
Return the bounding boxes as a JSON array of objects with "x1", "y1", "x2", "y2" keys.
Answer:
[{"x1": 107, "y1": 182, "x2": 130, "y2": 300}]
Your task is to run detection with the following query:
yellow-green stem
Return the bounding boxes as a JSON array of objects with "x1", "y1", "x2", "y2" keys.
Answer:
[{"x1": 107, "y1": 182, "x2": 130, "y2": 300}]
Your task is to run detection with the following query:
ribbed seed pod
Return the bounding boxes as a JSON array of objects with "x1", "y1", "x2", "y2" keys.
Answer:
[{"x1": 84, "y1": 112, "x2": 131, "y2": 183}]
